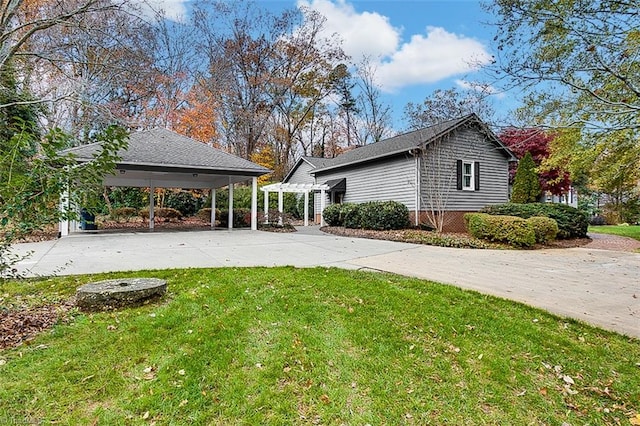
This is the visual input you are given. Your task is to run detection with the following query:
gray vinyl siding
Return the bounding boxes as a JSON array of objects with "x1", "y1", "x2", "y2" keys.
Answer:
[
  {"x1": 315, "y1": 154, "x2": 417, "y2": 212},
  {"x1": 284, "y1": 161, "x2": 316, "y2": 185},
  {"x1": 420, "y1": 126, "x2": 510, "y2": 211}
]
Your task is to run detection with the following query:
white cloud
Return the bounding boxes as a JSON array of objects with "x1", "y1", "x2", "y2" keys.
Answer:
[
  {"x1": 376, "y1": 27, "x2": 492, "y2": 92},
  {"x1": 297, "y1": 0, "x2": 400, "y2": 60},
  {"x1": 131, "y1": 0, "x2": 189, "y2": 22},
  {"x1": 299, "y1": 1, "x2": 492, "y2": 92},
  {"x1": 455, "y1": 79, "x2": 505, "y2": 99}
]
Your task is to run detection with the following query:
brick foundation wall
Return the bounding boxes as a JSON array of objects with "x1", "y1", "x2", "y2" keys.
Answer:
[{"x1": 410, "y1": 211, "x2": 474, "y2": 233}]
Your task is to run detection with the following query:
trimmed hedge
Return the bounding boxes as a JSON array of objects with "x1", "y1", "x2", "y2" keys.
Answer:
[
  {"x1": 110, "y1": 207, "x2": 138, "y2": 222},
  {"x1": 322, "y1": 204, "x2": 342, "y2": 226},
  {"x1": 196, "y1": 208, "x2": 220, "y2": 223},
  {"x1": 359, "y1": 201, "x2": 410, "y2": 230},
  {"x1": 481, "y1": 203, "x2": 588, "y2": 239},
  {"x1": 527, "y1": 216, "x2": 558, "y2": 243},
  {"x1": 139, "y1": 207, "x2": 182, "y2": 221},
  {"x1": 465, "y1": 213, "x2": 536, "y2": 247},
  {"x1": 322, "y1": 201, "x2": 410, "y2": 230},
  {"x1": 342, "y1": 203, "x2": 362, "y2": 229}
]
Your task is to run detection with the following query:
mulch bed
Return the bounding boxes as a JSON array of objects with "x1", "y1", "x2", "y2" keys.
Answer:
[
  {"x1": 321, "y1": 226, "x2": 592, "y2": 249},
  {"x1": 0, "y1": 301, "x2": 74, "y2": 351}
]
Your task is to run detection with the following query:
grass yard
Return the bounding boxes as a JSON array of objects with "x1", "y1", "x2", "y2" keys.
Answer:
[
  {"x1": 590, "y1": 225, "x2": 640, "y2": 242},
  {"x1": 1, "y1": 267, "x2": 639, "y2": 425}
]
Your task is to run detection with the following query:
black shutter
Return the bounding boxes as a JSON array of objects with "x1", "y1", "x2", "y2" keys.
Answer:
[
  {"x1": 456, "y1": 160, "x2": 463, "y2": 190},
  {"x1": 474, "y1": 161, "x2": 480, "y2": 191}
]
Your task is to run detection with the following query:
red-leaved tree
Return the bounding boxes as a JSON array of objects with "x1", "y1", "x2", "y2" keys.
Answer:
[{"x1": 499, "y1": 128, "x2": 571, "y2": 196}]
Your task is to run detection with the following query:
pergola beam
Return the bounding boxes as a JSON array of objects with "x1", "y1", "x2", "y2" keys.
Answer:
[{"x1": 261, "y1": 182, "x2": 331, "y2": 227}]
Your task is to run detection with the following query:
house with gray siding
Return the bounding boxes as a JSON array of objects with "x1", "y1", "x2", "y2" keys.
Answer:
[{"x1": 284, "y1": 114, "x2": 517, "y2": 232}]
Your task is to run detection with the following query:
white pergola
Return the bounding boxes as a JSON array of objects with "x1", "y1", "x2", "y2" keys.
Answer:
[{"x1": 261, "y1": 182, "x2": 330, "y2": 226}]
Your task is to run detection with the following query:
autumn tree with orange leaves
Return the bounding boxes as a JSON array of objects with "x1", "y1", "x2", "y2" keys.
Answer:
[{"x1": 172, "y1": 83, "x2": 219, "y2": 146}]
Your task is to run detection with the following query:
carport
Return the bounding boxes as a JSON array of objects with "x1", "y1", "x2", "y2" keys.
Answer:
[{"x1": 59, "y1": 128, "x2": 271, "y2": 235}]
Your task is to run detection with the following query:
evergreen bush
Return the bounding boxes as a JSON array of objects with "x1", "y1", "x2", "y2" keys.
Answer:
[
  {"x1": 510, "y1": 152, "x2": 541, "y2": 203},
  {"x1": 218, "y1": 208, "x2": 251, "y2": 228},
  {"x1": 139, "y1": 207, "x2": 183, "y2": 221},
  {"x1": 465, "y1": 213, "x2": 536, "y2": 247},
  {"x1": 341, "y1": 203, "x2": 362, "y2": 229},
  {"x1": 110, "y1": 207, "x2": 138, "y2": 222},
  {"x1": 481, "y1": 203, "x2": 588, "y2": 239},
  {"x1": 527, "y1": 216, "x2": 559, "y2": 243},
  {"x1": 196, "y1": 208, "x2": 220, "y2": 223},
  {"x1": 322, "y1": 204, "x2": 343, "y2": 226},
  {"x1": 164, "y1": 190, "x2": 205, "y2": 217},
  {"x1": 322, "y1": 201, "x2": 410, "y2": 230},
  {"x1": 359, "y1": 201, "x2": 410, "y2": 230}
]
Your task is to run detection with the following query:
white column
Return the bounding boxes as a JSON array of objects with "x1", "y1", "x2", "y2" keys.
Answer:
[
  {"x1": 228, "y1": 179, "x2": 234, "y2": 230},
  {"x1": 58, "y1": 188, "x2": 69, "y2": 237},
  {"x1": 415, "y1": 154, "x2": 421, "y2": 227},
  {"x1": 277, "y1": 188, "x2": 283, "y2": 226},
  {"x1": 149, "y1": 184, "x2": 155, "y2": 230},
  {"x1": 251, "y1": 176, "x2": 258, "y2": 231},
  {"x1": 211, "y1": 188, "x2": 216, "y2": 229},
  {"x1": 303, "y1": 191, "x2": 309, "y2": 227},
  {"x1": 320, "y1": 188, "x2": 326, "y2": 226},
  {"x1": 263, "y1": 189, "x2": 269, "y2": 224}
]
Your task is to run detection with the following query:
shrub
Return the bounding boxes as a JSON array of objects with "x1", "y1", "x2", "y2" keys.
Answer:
[
  {"x1": 341, "y1": 203, "x2": 362, "y2": 229},
  {"x1": 589, "y1": 215, "x2": 606, "y2": 226},
  {"x1": 196, "y1": 208, "x2": 220, "y2": 223},
  {"x1": 164, "y1": 190, "x2": 206, "y2": 217},
  {"x1": 110, "y1": 207, "x2": 138, "y2": 222},
  {"x1": 139, "y1": 207, "x2": 182, "y2": 222},
  {"x1": 108, "y1": 187, "x2": 146, "y2": 209},
  {"x1": 481, "y1": 203, "x2": 588, "y2": 239},
  {"x1": 527, "y1": 216, "x2": 558, "y2": 243},
  {"x1": 322, "y1": 204, "x2": 343, "y2": 226},
  {"x1": 465, "y1": 213, "x2": 536, "y2": 247},
  {"x1": 218, "y1": 208, "x2": 251, "y2": 228},
  {"x1": 510, "y1": 152, "x2": 541, "y2": 203},
  {"x1": 359, "y1": 201, "x2": 410, "y2": 230},
  {"x1": 402, "y1": 231, "x2": 494, "y2": 249},
  {"x1": 259, "y1": 209, "x2": 294, "y2": 226}
]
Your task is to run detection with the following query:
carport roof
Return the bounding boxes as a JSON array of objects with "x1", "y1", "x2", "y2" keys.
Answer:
[{"x1": 63, "y1": 128, "x2": 271, "y2": 176}]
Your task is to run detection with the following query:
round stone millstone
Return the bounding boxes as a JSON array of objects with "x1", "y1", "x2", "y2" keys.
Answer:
[{"x1": 76, "y1": 278, "x2": 167, "y2": 311}]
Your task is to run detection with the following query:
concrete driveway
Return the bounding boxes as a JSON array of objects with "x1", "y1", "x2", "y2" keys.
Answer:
[{"x1": 12, "y1": 227, "x2": 640, "y2": 339}]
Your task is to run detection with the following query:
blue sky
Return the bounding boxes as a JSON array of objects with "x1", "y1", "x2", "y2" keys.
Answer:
[{"x1": 143, "y1": 0, "x2": 520, "y2": 129}]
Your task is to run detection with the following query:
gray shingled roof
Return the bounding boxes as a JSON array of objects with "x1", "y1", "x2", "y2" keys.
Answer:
[
  {"x1": 311, "y1": 114, "x2": 515, "y2": 174},
  {"x1": 301, "y1": 156, "x2": 333, "y2": 168},
  {"x1": 62, "y1": 128, "x2": 270, "y2": 176}
]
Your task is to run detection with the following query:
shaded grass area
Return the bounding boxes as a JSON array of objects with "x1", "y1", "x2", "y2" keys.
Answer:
[
  {"x1": 590, "y1": 225, "x2": 640, "y2": 242},
  {"x1": 1, "y1": 267, "x2": 639, "y2": 425}
]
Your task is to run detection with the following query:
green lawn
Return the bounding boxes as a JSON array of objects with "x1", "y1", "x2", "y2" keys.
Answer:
[
  {"x1": 1, "y1": 267, "x2": 639, "y2": 425},
  {"x1": 590, "y1": 225, "x2": 640, "y2": 241}
]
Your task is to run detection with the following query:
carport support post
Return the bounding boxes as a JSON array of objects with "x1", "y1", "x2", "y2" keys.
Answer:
[
  {"x1": 228, "y1": 179, "x2": 233, "y2": 230},
  {"x1": 277, "y1": 188, "x2": 283, "y2": 226},
  {"x1": 210, "y1": 188, "x2": 216, "y2": 229},
  {"x1": 149, "y1": 184, "x2": 155, "y2": 230},
  {"x1": 303, "y1": 191, "x2": 309, "y2": 227},
  {"x1": 251, "y1": 177, "x2": 258, "y2": 230}
]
